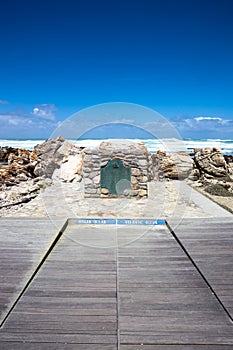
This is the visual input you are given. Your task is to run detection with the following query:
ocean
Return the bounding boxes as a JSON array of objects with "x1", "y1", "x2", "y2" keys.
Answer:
[{"x1": 0, "y1": 138, "x2": 233, "y2": 155}]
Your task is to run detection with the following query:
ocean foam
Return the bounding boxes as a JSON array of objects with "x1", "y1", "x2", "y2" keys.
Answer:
[{"x1": 0, "y1": 138, "x2": 233, "y2": 155}]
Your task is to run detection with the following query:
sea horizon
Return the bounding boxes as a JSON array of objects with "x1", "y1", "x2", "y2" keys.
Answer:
[{"x1": 0, "y1": 138, "x2": 233, "y2": 155}]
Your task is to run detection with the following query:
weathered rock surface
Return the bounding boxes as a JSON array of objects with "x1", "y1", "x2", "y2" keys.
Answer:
[
  {"x1": 190, "y1": 148, "x2": 233, "y2": 197},
  {"x1": 52, "y1": 153, "x2": 83, "y2": 183},
  {"x1": 35, "y1": 137, "x2": 83, "y2": 181},
  {"x1": 34, "y1": 137, "x2": 68, "y2": 178},
  {"x1": 0, "y1": 177, "x2": 52, "y2": 215},
  {"x1": 0, "y1": 146, "x2": 19, "y2": 163},
  {"x1": 0, "y1": 147, "x2": 37, "y2": 185},
  {"x1": 152, "y1": 150, "x2": 193, "y2": 180},
  {"x1": 194, "y1": 147, "x2": 228, "y2": 178},
  {"x1": 0, "y1": 137, "x2": 84, "y2": 214}
]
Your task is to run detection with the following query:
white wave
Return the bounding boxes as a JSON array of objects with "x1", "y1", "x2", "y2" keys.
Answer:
[
  {"x1": 0, "y1": 138, "x2": 233, "y2": 154},
  {"x1": 0, "y1": 139, "x2": 44, "y2": 150}
]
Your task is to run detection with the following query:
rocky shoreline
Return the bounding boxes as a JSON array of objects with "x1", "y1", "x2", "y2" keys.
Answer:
[{"x1": 1, "y1": 137, "x2": 233, "y2": 217}]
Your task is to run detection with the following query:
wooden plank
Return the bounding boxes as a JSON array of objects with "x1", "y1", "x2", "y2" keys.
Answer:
[
  {"x1": 121, "y1": 346, "x2": 233, "y2": 350},
  {"x1": 1, "y1": 222, "x2": 233, "y2": 347},
  {"x1": 0, "y1": 225, "x2": 118, "y2": 347},
  {"x1": 0, "y1": 333, "x2": 117, "y2": 343},
  {"x1": 0, "y1": 218, "x2": 65, "y2": 324},
  {"x1": 167, "y1": 218, "x2": 233, "y2": 320},
  {"x1": 0, "y1": 342, "x2": 116, "y2": 350},
  {"x1": 117, "y1": 226, "x2": 233, "y2": 345}
]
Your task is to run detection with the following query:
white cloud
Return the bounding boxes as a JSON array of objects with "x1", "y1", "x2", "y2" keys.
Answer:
[
  {"x1": 195, "y1": 116, "x2": 221, "y2": 121},
  {"x1": 32, "y1": 104, "x2": 57, "y2": 121},
  {"x1": 0, "y1": 109, "x2": 59, "y2": 139},
  {"x1": 194, "y1": 116, "x2": 230, "y2": 125},
  {"x1": 0, "y1": 113, "x2": 34, "y2": 126},
  {"x1": 171, "y1": 115, "x2": 233, "y2": 138}
]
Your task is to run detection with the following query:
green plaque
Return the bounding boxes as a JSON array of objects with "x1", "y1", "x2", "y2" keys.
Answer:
[{"x1": 101, "y1": 159, "x2": 131, "y2": 195}]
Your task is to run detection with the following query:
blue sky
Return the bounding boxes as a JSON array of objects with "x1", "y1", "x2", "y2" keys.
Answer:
[{"x1": 0, "y1": 0, "x2": 233, "y2": 139}]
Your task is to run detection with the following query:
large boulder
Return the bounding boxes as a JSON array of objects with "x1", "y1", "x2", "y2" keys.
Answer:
[
  {"x1": 52, "y1": 152, "x2": 83, "y2": 183},
  {"x1": 33, "y1": 137, "x2": 76, "y2": 178},
  {"x1": 191, "y1": 148, "x2": 233, "y2": 198},
  {"x1": 194, "y1": 147, "x2": 228, "y2": 178},
  {"x1": 0, "y1": 137, "x2": 84, "y2": 215},
  {"x1": 152, "y1": 151, "x2": 193, "y2": 180},
  {"x1": 33, "y1": 136, "x2": 83, "y2": 182}
]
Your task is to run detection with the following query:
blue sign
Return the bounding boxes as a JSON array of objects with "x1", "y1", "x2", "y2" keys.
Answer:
[{"x1": 74, "y1": 218, "x2": 166, "y2": 225}]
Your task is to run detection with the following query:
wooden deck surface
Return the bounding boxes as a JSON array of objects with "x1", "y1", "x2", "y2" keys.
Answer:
[
  {"x1": 167, "y1": 218, "x2": 233, "y2": 321},
  {"x1": 0, "y1": 218, "x2": 66, "y2": 325},
  {"x1": 0, "y1": 218, "x2": 233, "y2": 349}
]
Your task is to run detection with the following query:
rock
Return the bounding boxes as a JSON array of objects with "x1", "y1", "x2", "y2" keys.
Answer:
[
  {"x1": 101, "y1": 188, "x2": 109, "y2": 195},
  {"x1": 16, "y1": 173, "x2": 28, "y2": 181},
  {"x1": 101, "y1": 160, "x2": 108, "y2": 167},
  {"x1": 138, "y1": 159, "x2": 147, "y2": 167},
  {"x1": 34, "y1": 137, "x2": 83, "y2": 179},
  {"x1": 28, "y1": 184, "x2": 41, "y2": 193},
  {"x1": 74, "y1": 174, "x2": 82, "y2": 182},
  {"x1": 8, "y1": 153, "x2": 24, "y2": 165},
  {"x1": 132, "y1": 183, "x2": 140, "y2": 190},
  {"x1": 194, "y1": 148, "x2": 228, "y2": 177},
  {"x1": 139, "y1": 175, "x2": 148, "y2": 183},
  {"x1": 30, "y1": 151, "x2": 37, "y2": 162},
  {"x1": 0, "y1": 146, "x2": 38, "y2": 186},
  {"x1": 59, "y1": 154, "x2": 83, "y2": 182},
  {"x1": 34, "y1": 138, "x2": 67, "y2": 177},
  {"x1": 189, "y1": 148, "x2": 233, "y2": 199},
  {"x1": 0, "y1": 178, "x2": 42, "y2": 211},
  {"x1": 0, "y1": 164, "x2": 30, "y2": 184},
  {"x1": 188, "y1": 168, "x2": 200, "y2": 181},
  {"x1": 93, "y1": 175, "x2": 100, "y2": 184},
  {"x1": 89, "y1": 171, "x2": 99, "y2": 180},
  {"x1": 123, "y1": 189, "x2": 138, "y2": 197},
  {"x1": 153, "y1": 151, "x2": 193, "y2": 180},
  {"x1": 84, "y1": 154, "x2": 92, "y2": 162},
  {"x1": 0, "y1": 137, "x2": 85, "y2": 215},
  {"x1": 138, "y1": 189, "x2": 147, "y2": 197},
  {"x1": 131, "y1": 176, "x2": 137, "y2": 185},
  {"x1": 84, "y1": 178, "x2": 92, "y2": 186},
  {"x1": 131, "y1": 168, "x2": 141, "y2": 176},
  {"x1": 34, "y1": 138, "x2": 63, "y2": 157},
  {"x1": 0, "y1": 146, "x2": 18, "y2": 163},
  {"x1": 85, "y1": 188, "x2": 97, "y2": 194}
]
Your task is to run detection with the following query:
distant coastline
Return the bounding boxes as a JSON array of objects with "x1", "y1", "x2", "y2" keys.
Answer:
[{"x1": 0, "y1": 138, "x2": 233, "y2": 155}]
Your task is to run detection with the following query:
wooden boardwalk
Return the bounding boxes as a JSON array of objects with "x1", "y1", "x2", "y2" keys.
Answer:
[
  {"x1": 0, "y1": 218, "x2": 233, "y2": 349},
  {"x1": 0, "y1": 218, "x2": 66, "y2": 325},
  {"x1": 167, "y1": 218, "x2": 233, "y2": 321}
]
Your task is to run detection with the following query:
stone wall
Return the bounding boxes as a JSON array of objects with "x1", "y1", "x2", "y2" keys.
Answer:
[{"x1": 82, "y1": 141, "x2": 153, "y2": 198}]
